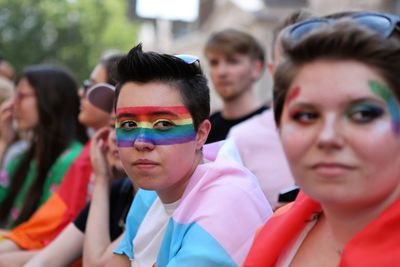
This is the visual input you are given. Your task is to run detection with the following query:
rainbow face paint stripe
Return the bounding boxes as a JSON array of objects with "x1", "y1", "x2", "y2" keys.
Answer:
[
  {"x1": 116, "y1": 106, "x2": 196, "y2": 147},
  {"x1": 369, "y1": 80, "x2": 400, "y2": 135}
]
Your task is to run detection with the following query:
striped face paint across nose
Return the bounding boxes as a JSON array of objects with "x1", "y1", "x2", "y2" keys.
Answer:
[
  {"x1": 115, "y1": 106, "x2": 196, "y2": 147},
  {"x1": 369, "y1": 80, "x2": 400, "y2": 135}
]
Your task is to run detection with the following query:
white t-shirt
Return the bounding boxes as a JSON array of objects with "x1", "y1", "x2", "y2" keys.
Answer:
[{"x1": 131, "y1": 198, "x2": 180, "y2": 267}]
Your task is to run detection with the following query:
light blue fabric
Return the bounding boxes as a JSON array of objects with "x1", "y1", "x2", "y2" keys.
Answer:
[
  {"x1": 114, "y1": 189, "x2": 157, "y2": 259},
  {"x1": 157, "y1": 220, "x2": 237, "y2": 267}
]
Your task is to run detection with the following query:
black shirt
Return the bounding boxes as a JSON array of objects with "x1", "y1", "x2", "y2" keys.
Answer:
[
  {"x1": 73, "y1": 177, "x2": 134, "y2": 241},
  {"x1": 206, "y1": 106, "x2": 268, "y2": 144}
]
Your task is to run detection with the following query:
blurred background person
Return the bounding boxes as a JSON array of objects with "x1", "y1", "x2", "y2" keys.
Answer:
[
  {"x1": 226, "y1": 10, "x2": 312, "y2": 210},
  {"x1": 0, "y1": 54, "x2": 121, "y2": 266},
  {"x1": 204, "y1": 29, "x2": 267, "y2": 143},
  {"x1": 0, "y1": 65, "x2": 87, "y2": 229},
  {"x1": 24, "y1": 84, "x2": 136, "y2": 267}
]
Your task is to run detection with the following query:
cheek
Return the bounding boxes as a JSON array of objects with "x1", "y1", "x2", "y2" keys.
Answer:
[
  {"x1": 349, "y1": 121, "x2": 395, "y2": 161},
  {"x1": 161, "y1": 143, "x2": 197, "y2": 174},
  {"x1": 118, "y1": 148, "x2": 133, "y2": 169},
  {"x1": 280, "y1": 123, "x2": 313, "y2": 165}
]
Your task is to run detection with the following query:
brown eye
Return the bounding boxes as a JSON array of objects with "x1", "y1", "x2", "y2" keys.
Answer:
[
  {"x1": 120, "y1": 121, "x2": 137, "y2": 131},
  {"x1": 291, "y1": 111, "x2": 319, "y2": 124},
  {"x1": 153, "y1": 120, "x2": 174, "y2": 130}
]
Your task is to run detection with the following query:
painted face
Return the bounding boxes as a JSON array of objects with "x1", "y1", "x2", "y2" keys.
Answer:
[
  {"x1": 116, "y1": 106, "x2": 195, "y2": 147},
  {"x1": 13, "y1": 78, "x2": 39, "y2": 131},
  {"x1": 280, "y1": 60, "x2": 400, "y2": 210},
  {"x1": 206, "y1": 51, "x2": 262, "y2": 102},
  {"x1": 78, "y1": 64, "x2": 110, "y2": 130},
  {"x1": 116, "y1": 81, "x2": 207, "y2": 203}
]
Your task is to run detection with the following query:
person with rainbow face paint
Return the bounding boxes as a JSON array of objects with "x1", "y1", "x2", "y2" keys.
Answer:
[
  {"x1": 108, "y1": 44, "x2": 271, "y2": 267},
  {"x1": 244, "y1": 11, "x2": 400, "y2": 267}
]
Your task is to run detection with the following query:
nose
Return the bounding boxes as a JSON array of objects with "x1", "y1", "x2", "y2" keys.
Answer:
[
  {"x1": 214, "y1": 62, "x2": 228, "y2": 76},
  {"x1": 317, "y1": 113, "x2": 344, "y2": 151},
  {"x1": 133, "y1": 128, "x2": 155, "y2": 151}
]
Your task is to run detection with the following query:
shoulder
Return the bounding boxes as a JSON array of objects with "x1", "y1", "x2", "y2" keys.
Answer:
[
  {"x1": 209, "y1": 111, "x2": 222, "y2": 122},
  {"x1": 176, "y1": 161, "x2": 271, "y2": 222},
  {"x1": 229, "y1": 110, "x2": 273, "y2": 138},
  {"x1": 56, "y1": 142, "x2": 83, "y2": 161}
]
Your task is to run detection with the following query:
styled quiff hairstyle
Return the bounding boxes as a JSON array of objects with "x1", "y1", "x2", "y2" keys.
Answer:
[
  {"x1": 273, "y1": 19, "x2": 400, "y2": 125},
  {"x1": 114, "y1": 44, "x2": 210, "y2": 130},
  {"x1": 204, "y1": 29, "x2": 265, "y2": 64}
]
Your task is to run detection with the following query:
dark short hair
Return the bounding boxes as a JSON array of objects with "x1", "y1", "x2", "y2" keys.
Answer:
[
  {"x1": 273, "y1": 19, "x2": 400, "y2": 125},
  {"x1": 271, "y1": 9, "x2": 313, "y2": 61},
  {"x1": 204, "y1": 29, "x2": 265, "y2": 64},
  {"x1": 114, "y1": 44, "x2": 210, "y2": 130},
  {"x1": 100, "y1": 53, "x2": 124, "y2": 86}
]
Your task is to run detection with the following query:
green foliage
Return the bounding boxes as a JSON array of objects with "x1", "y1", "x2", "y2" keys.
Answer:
[{"x1": 0, "y1": 0, "x2": 138, "y2": 82}]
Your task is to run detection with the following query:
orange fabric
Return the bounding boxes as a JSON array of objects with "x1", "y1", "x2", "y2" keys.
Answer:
[
  {"x1": 244, "y1": 191, "x2": 400, "y2": 267},
  {"x1": 5, "y1": 142, "x2": 92, "y2": 250},
  {"x1": 5, "y1": 194, "x2": 67, "y2": 249}
]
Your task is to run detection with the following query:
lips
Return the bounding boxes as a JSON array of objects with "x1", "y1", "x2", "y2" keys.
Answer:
[
  {"x1": 311, "y1": 162, "x2": 356, "y2": 177},
  {"x1": 132, "y1": 159, "x2": 159, "y2": 170}
]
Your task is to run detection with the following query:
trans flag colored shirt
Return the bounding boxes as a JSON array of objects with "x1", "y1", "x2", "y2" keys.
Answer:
[{"x1": 114, "y1": 142, "x2": 272, "y2": 266}]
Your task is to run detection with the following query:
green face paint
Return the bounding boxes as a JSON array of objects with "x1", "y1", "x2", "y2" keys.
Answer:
[{"x1": 369, "y1": 80, "x2": 400, "y2": 135}]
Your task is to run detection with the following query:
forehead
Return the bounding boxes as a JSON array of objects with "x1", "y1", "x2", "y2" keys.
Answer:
[
  {"x1": 116, "y1": 81, "x2": 185, "y2": 109},
  {"x1": 205, "y1": 49, "x2": 249, "y2": 60},
  {"x1": 289, "y1": 60, "x2": 389, "y2": 103},
  {"x1": 90, "y1": 64, "x2": 107, "y2": 83}
]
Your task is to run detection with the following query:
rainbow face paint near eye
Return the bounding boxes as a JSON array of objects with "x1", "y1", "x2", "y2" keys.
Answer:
[
  {"x1": 369, "y1": 80, "x2": 400, "y2": 135},
  {"x1": 116, "y1": 106, "x2": 196, "y2": 147},
  {"x1": 345, "y1": 102, "x2": 385, "y2": 124}
]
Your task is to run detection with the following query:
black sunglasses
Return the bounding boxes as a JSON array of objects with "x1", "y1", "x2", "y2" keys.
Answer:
[{"x1": 284, "y1": 12, "x2": 400, "y2": 41}]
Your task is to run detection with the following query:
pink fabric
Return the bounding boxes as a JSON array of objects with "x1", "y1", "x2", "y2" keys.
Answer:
[
  {"x1": 228, "y1": 110, "x2": 295, "y2": 209},
  {"x1": 174, "y1": 156, "x2": 272, "y2": 265}
]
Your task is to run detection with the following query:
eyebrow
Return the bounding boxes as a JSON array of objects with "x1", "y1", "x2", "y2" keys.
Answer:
[
  {"x1": 116, "y1": 106, "x2": 190, "y2": 117},
  {"x1": 116, "y1": 111, "x2": 180, "y2": 119}
]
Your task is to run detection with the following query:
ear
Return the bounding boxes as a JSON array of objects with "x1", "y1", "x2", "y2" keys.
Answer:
[
  {"x1": 194, "y1": 119, "x2": 211, "y2": 151},
  {"x1": 251, "y1": 59, "x2": 264, "y2": 81}
]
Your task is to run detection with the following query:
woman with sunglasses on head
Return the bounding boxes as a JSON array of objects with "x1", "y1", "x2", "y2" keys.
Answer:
[
  {"x1": 244, "y1": 11, "x2": 400, "y2": 267},
  {"x1": 0, "y1": 65, "x2": 87, "y2": 229},
  {"x1": 24, "y1": 88, "x2": 136, "y2": 267}
]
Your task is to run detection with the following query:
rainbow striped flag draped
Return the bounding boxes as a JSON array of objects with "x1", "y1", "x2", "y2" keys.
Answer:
[{"x1": 4, "y1": 142, "x2": 93, "y2": 249}]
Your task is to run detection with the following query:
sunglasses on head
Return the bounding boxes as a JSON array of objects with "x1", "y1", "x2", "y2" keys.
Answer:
[
  {"x1": 82, "y1": 79, "x2": 94, "y2": 93},
  {"x1": 284, "y1": 12, "x2": 400, "y2": 41},
  {"x1": 174, "y1": 54, "x2": 200, "y2": 65}
]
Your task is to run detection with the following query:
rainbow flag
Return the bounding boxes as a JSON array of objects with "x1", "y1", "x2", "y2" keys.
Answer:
[{"x1": 4, "y1": 142, "x2": 93, "y2": 249}]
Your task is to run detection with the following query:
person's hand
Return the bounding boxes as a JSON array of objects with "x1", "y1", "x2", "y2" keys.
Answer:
[
  {"x1": 90, "y1": 127, "x2": 112, "y2": 184},
  {"x1": 0, "y1": 99, "x2": 15, "y2": 146}
]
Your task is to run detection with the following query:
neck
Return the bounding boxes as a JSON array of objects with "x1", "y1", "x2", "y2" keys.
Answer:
[
  {"x1": 221, "y1": 89, "x2": 261, "y2": 119},
  {"x1": 158, "y1": 152, "x2": 203, "y2": 204},
  {"x1": 321, "y1": 190, "x2": 400, "y2": 247}
]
